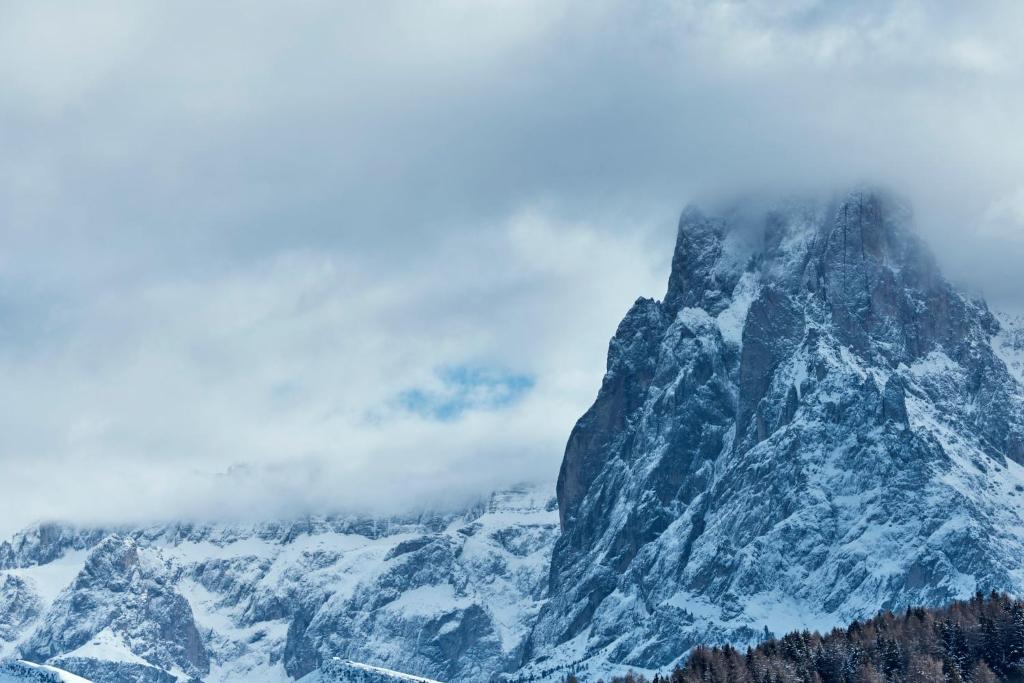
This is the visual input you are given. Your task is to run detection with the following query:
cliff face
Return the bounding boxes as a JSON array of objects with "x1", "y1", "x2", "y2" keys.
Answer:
[{"x1": 526, "y1": 190, "x2": 1024, "y2": 675}]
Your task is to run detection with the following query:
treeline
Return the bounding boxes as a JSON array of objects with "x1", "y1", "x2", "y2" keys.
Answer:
[{"x1": 586, "y1": 592, "x2": 1024, "y2": 683}]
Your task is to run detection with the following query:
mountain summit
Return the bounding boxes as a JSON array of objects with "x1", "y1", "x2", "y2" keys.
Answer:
[{"x1": 524, "y1": 188, "x2": 1024, "y2": 675}]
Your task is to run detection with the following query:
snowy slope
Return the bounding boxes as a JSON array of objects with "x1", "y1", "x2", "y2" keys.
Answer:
[
  {"x1": 299, "y1": 658, "x2": 442, "y2": 683},
  {"x1": 0, "y1": 485, "x2": 558, "y2": 683},
  {"x1": 995, "y1": 311, "x2": 1024, "y2": 385},
  {"x1": 0, "y1": 660, "x2": 92, "y2": 683}
]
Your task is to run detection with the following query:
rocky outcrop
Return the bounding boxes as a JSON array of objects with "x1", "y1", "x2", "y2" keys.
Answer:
[
  {"x1": 0, "y1": 527, "x2": 110, "y2": 572},
  {"x1": 280, "y1": 487, "x2": 558, "y2": 682},
  {"x1": 525, "y1": 189, "x2": 1024, "y2": 676},
  {"x1": 19, "y1": 537, "x2": 208, "y2": 681},
  {"x1": 0, "y1": 578, "x2": 41, "y2": 646}
]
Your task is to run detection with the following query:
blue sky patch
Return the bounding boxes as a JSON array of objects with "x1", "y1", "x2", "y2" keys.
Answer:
[{"x1": 397, "y1": 366, "x2": 535, "y2": 421}]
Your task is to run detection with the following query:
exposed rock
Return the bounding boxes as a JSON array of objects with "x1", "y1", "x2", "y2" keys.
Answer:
[
  {"x1": 0, "y1": 578, "x2": 40, "y2": 645},
  {"x1": 524, "y1": 188, "x2": 1024, "y2": 677},
  {"x1": 19, "y1": 536, "x2": 208, "y2": 681},
  {"x1": 2, "y1": 189, "x2": 1022, "y2": 683},
  {"x1": 0, "y1": 487, "x2": 557, "y2": 683},
  {"x1": 299, "y1": 658, "x2": 442, "y2": 683}
]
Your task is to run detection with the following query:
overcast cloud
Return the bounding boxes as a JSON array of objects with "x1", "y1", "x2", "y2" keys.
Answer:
[{"x1": 1, "y1": 0, "x2": 1023, "y2": 536}]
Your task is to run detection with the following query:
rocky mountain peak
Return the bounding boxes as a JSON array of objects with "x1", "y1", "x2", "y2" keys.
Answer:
[
  {"x1": 20, "y1": 534, "x2": 209, "y2": 682},
  {"x1": 529, "y1": 188, "x2": 1024, "y2": 677},
  {"x1": 0, "y1": 189, "x2": 1021, "y2": 683}
]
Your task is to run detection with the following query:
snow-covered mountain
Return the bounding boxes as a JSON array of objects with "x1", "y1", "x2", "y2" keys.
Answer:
[
  {"x1": 2, "y1": 188, "x2": 1024, "y2": 683},
  {"x1": 0, "y1": 660, "x2": 92, "y2": 683},
  {"x1": 995, "y1": 311, "x2": 1024, "y2": 386},
  {"x1": 0, "y1": 487, "x2": 558, "y2": 683},
  {"x1": 521, "y1": 188, "x2": 1024, "y2": 677}
]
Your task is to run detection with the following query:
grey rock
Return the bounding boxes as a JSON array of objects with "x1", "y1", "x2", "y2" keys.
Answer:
[
  {"x1": 49, "y1": 657, "x2": 180, "y2": 683},
  {"x1": 524, "y1": 188, "x2": 1024, "y2": 676},
  {"x1": 19, "y1": 536, "x2": 208, "y2": 681},
  {"x1": 0, "y1": 659, "x2": 90, "y2": 682},
  {"x1": 0, "y1": 577, "x2": 41, "y2": 644},
  {"x1": 0, "y1": 525, "x2": 111, "y2": 571},
  {"x1": 0, "y1": 486, "x2": 557, "y2": 683}
]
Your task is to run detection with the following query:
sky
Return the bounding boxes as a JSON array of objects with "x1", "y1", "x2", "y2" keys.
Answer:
[{"x1": 1, "y1": 0, "x2": 1024, "y2": 536}]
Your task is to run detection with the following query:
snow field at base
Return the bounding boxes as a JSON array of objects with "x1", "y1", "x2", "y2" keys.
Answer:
[
  {"x1": 57, "y1": 630, "x2": 149, "y2": 667},
  {"x1": 4, "y1": 552, "x2": 90, "y2": 610}
]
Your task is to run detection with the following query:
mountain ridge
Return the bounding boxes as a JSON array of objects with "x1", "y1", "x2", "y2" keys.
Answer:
[
  {"x1": 1, "y1": 485, "x2": 558, "y2": 682},
  {"x1": 2, "y1": 188, "x2": 1023, "y2": 682}
]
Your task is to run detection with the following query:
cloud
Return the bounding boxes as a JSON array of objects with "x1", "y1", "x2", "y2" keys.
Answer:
[
  {"x1": 0, "y1": 210, "x2": 665, "y2": 534},
  {"x1": 0, "y1": 0, "x2": 1023, "y2": 534}
]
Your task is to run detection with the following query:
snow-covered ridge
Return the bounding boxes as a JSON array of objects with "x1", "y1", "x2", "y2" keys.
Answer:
[
  {"x1": 0, "y1": 660, "x2": 91, "y2": 683},
  {"x1": 0, "y1": 485, "x2": 558, "y2": 683},
  {"x1": 300, "y1": 658, "x2": 443, "y2": 683}
]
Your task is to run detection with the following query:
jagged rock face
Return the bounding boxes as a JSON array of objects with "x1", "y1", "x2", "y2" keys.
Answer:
[
  {"x1": 0, "y1": 527, "x2": 109, "y2": 573},
  {"x1": 528, "y1": 190, "x2": 1024, "y2": 675},
  {"x1": 19, "y1": 536, "x2": 209, "y2": 681},
  {"x1": 281, "y1": 488, "x2": 558, "y2": 682},
  {"x1": 0, "y1": 487, "x2": 557, "y2": 683}
]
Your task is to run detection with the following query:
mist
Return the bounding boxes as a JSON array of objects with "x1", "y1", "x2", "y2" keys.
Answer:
[{"x1": 1, "y1": 0, "x2": 1022, "y2": 536}]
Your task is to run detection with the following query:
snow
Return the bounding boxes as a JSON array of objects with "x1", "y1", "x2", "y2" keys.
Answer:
[
  {"x1": 58, "y1": 629, "x2": 151, "y2": 667},
  {"x1": 330, "y1": 659, "x2": 442, "y2": 683},
  {"x1": 994, "y1": 311, "x2": 1024, "y2": 385},
  {"x1": 716, "y1": 271, "x2": 759, "y2": 347},
  {"x1": 206, "y1": 660, "x2": 293, "y2": 683},
  {"x1": 159, "y1": 536, "x2": 276, "y2": 563},
  {"x1": 0, "y1": 660, "x2": 93, "y2": 683},
  {"x1": 383, "y1": 585, "x2": 470, "y2": 617},
  {"x1": 297, "y1": 658, "x2": 447, "y2": 683},
  {"x1": 4, "y1": 550, "x2": 89, "y2": 608},
  {"x1": 0, "y1": 484, "x2": 559, "y2": 683},
  {"x1": 908, "y1": 349, "x2": 960, "y2": 380}
]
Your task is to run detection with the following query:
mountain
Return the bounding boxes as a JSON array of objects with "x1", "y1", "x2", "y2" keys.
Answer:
[
  {"x1": 520, "y1": 188, "x2": 1024, "y2": 678},
  {"x1": 2, "y1": 188, "x2": 1023, "y2": 683},
  {"x1": 0, "y1": 486, "x2": 558, "y2": 683}
]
